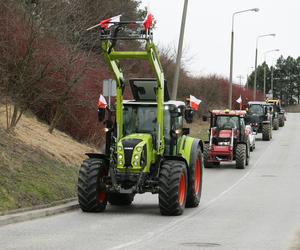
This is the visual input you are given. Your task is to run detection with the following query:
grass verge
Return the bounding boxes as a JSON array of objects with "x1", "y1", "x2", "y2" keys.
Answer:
[{"x1": 0, "y1": 129, "x2": 78, "y2": 212}]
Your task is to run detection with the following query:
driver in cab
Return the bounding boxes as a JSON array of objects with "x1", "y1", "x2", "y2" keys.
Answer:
[{"x1": 221, "y1": 117, "x2": 236, "y2": 130}]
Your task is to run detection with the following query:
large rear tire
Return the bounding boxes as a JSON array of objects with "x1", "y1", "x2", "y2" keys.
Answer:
[
  {"x1": 236, "y1": 144, "x2": 246, "y2": 169},
  {"x1": 186, "y1": 146, "x2": 203, "y2": 208},
  {"x1": 159, "y1": 160, "x2": 187, "y2": 216},
  {"x1": 107, "y1": 193, "x2": 134, "y2": 206},
  {"x1": 262, "y1": 123, "x2": 271, "y2": 141},
  {"x1": 77, "y1": 158, "x2": 107, "y2": 212}
]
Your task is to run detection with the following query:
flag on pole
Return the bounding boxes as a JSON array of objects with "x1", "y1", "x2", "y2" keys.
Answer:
[
  {"x1": 236, "y1": 95, "x2": 242, "y2": 110},
  {"x1": 236, "y1": 95, "x2": 242, "y2": 104},
  {"x1": 143, "y1": 12, "x2": 153, "y2": 31},
  {"x1": 98, "y1": 94, "x2": 107, "y2": 109},
  {"x1": 100, "y1": 14, "x2": 122, "y2": 30},
  {"x1": 190, "y1": 95, "x2": 202, "y2": 111}
]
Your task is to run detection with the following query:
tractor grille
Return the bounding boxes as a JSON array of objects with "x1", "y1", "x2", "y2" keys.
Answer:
[
  {"x1": 246, "y1": 114, "x2": 262, "y2": 124},
  {"x1": 122, "y1": 139, "x2": 142, "y2": 166}
]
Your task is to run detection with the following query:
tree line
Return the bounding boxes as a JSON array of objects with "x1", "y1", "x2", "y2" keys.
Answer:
[{"x1": 247, "y1": 55, "x2": 300, "y2": 105}]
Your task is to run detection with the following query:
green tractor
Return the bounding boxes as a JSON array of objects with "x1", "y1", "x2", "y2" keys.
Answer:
[{"x1": 77, "y1": 18, "x2": 204, "y2": 215}]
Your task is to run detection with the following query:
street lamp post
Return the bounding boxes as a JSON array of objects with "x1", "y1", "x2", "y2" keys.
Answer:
[
  {"x1": 253, "y1": 33, "x2": 276, "y2": 100},
  {"x1": 263, "y1": 49, "x2": 280, "y2": 98},
  {"x1": 228, "y1": 8, "x2": 259, "y2": 109}
]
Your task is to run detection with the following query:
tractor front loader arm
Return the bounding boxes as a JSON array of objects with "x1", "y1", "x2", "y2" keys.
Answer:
[{"x1": 99, "y1": 22, "x2": 165, "y2": 156}]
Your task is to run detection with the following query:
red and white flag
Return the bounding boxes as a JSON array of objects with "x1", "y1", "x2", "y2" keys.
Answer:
[
  {"x1": 236, "y1": 95, "x2": 242, "y2": 104},
  {"x1": 190, "y1": 95, "x2": 202, "y2": 111},
  {"x1": 100, "y1": 14, "x2": 122, "y2": 30},
  {"x1": 143, "y1": 12, "x2": 153, "y2": 31},
  {"x1": 236, "y1": 95, "x2": 242, "y2": 110},
  {"x1": 98, "y1": 94, "x2": 107, "y2": 109}
]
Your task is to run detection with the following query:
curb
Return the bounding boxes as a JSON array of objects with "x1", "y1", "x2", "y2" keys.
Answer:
[{"x1": 0, "y1": 200, "x2": 79, "y2": 227}]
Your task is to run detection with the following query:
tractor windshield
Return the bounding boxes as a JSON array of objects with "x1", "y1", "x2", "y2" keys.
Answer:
[
  {"x1": 123, "y1": 105, "x2": 171, "y2": 136},
  {"x1": 249, "y1": 104, "x2": 264, "y2": 115},
  {"x1": 215, "y1": 116, "x2": 239, "y2": 130}
]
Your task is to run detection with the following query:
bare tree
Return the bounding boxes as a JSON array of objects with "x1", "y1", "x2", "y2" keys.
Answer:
[{"x1": 0, "y1": 1, "x2": 52, "y2": 131}]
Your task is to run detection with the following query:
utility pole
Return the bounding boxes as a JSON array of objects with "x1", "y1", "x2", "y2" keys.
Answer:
[
  {"x1": 237, "y1": 75, "x2": 244, "y2": 94},
  {"x1": 172, "y1": 0, "x2": 188, "y2": 100},
  {"x1": 271, "y1": 66, "x2": 274, "y2": 98},
  {"x1": 263, "y1": 65, "x2": 266, "y2": 98}
]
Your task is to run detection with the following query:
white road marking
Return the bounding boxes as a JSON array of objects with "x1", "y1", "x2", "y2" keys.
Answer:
[{"x1": 109, "y1": 140, "x2": 273, "y2": 250}]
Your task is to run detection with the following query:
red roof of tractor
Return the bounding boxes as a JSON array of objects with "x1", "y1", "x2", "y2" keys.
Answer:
[{"x1": 211, "y1": 109, "x2": 246, "y2": 117}]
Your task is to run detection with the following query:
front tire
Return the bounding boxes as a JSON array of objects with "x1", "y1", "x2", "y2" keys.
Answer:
[
  {"x1": 77, "y1": 158, "x2": 108, "y2": 212},
  {"x1": 262, "y1": 123, "x2": 271, "y2": 141},
  {"x1": 159, "y1": 160, "x2": 187, "y2": 216},
  {"x1": 279, "y1": 115, "x2": 285, "y2": 127},
  {"x1": 273, "y1": 118, "x2": 279, "y2": 130},
  {"x1": 203, "y1": 144, "x2": 213, "y2": 168},
  {"x1": 236, "y1": 144, "x2": 246, "y2": 169},
  {"x1": 186, "y1": 146, "x2": 203, "y2": 208}
]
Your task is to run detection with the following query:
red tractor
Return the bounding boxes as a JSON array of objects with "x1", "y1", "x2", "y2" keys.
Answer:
[{"x1": 203, "y1": 110, "x2": 250, "y2": 169}]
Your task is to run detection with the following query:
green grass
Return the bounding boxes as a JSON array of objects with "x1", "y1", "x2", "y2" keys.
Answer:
[
  {"x1": 187, "y1": 118, "x2": 210, "y2": 142},
  {"x1": 0, "y1": 129, "x2": 78, "y2": 212}
]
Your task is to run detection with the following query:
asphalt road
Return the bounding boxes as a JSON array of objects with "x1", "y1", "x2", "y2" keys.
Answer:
[{"x1": 1, "y1": 114, "x2": 300, "y2": 250}]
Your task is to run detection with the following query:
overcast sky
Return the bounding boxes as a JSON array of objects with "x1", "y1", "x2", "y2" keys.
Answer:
[{"x1": 139, "y1": 0, "x2": 300, "y2": 85}]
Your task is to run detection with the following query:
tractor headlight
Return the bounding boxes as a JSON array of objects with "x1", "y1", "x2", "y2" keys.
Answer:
[
  {"x1": 218, "y1": 141, "x2": 230, "y2": 146},
  {"x1": 119, "y1": 160, "x2": 123, "y2": 165},
  {"x1": 134, "y1": 155, "x2": 139, "y2": 160},
  {"x1": 133, "y1": 161, "x2": 138, "y2": 166},
  {"x1": 118, "y1": 154, "x2": 123, "y2": 159},
  {"x1": 136, "y1": 146, "x2": 142, "y2": 152},
  {"x1": 118, "y1": 145, "x2": 123, "y2": 151}
]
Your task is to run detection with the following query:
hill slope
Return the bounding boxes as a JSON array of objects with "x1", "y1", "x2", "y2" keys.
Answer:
[{"x1": 0, "y1": 107, "x2": 96, "y2": 212}]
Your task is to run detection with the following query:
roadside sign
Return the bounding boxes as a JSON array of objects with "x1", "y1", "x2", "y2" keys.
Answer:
[
  {"x1": 103, "y1": 79, "x2": 116, "y2": 108},
  {"x1": 103, "y1": 79, "x2": 116, "y2": 97}
]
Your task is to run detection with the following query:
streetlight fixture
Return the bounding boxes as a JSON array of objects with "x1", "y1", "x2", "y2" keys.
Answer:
[
  {"x1": 253, "y1": 33, "x2": 276, "y2": 100},
  {"x1": 263, "y1": 49, "x2": 280, "y2": 98},
  {"x1": 228, "y1": 8, "x2": 259, "y2": 109}
]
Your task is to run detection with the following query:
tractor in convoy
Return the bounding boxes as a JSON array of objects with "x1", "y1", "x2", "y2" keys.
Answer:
[
  {"x1": 203, "y1": 110, "x2": 250, "y2": 169},
  {"x1": 245, "y1": 101, "x2": 273, "y2": 141},
  {"x1": 77, "y1": 16, "x2": 204, "y2": 215},
  {"x1": 266, "y1": 99, "x2": 286, "y2": 127}
]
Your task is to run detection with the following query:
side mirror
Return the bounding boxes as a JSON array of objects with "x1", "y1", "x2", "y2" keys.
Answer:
[
  {"x1": 185, "y1": 108, "x2": 194, "y2": 123},
  {"x1": 98, "y1": 108, "x2": 106, "y2": 122}
]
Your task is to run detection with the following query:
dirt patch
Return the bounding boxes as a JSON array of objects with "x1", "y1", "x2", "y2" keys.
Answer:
[
  {"x1": 185, "y1": 118, "x2": 210, "y2": 141},
  {"x1": 0, "y1": 106, "x2": 96, "y2": 166}
]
